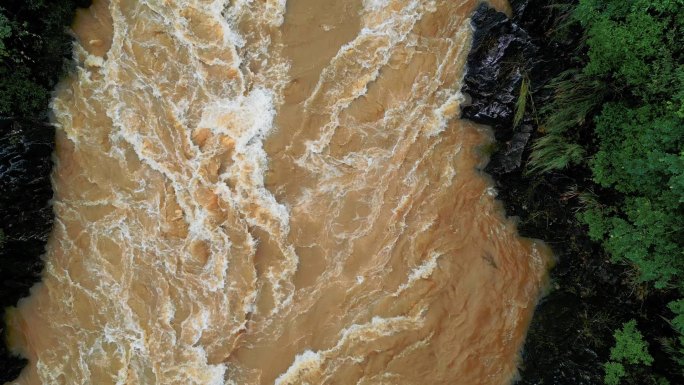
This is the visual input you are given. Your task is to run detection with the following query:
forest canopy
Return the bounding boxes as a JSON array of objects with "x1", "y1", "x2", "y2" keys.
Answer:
[
  {"x1": 529, "y1": 0, "x2": 684, "y2": 383},
  {"x1": 0, "y1": 0, "x2": 88, "y2": 118}
]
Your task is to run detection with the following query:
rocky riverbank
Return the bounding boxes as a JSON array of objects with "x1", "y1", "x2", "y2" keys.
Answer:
[
  {"x1": 463, "y1": 1, "x2": 682, "y2": 384},
  {"x1": 0, "y1": 120, "x2": 56, "y2": 381}
]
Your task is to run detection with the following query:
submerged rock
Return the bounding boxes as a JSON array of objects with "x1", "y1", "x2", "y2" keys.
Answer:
[
  {"x1": 0, "y1": 119, "x2": 55, "y2": 382},
  {"x1": 488, "y1": 126, "x2": 532, "y2": 175}
]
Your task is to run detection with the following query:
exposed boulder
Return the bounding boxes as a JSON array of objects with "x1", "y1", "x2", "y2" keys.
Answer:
[{"x1": 461, "y1": 2, "x2": 537, "y2": 143}]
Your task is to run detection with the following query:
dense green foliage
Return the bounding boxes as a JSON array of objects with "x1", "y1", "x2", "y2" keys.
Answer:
[
  {"x1": 0, "y1": 0, "x2": 86, "y2": 118},
  {"x1": 574, "y1": 0, "x2": 684, "y2": 289},
  {"x1": 580, "y1": 102, "x2": 684, "y2": 290},
  {"x1": 532, "y1": 2, "x2": 684, "y2": 288},
  {"x1": 604, "y1": 320, "x2": 655, "y2": 385},
  {"x1": 528, "y1": 0, "x2": 683, "y2": 382}
]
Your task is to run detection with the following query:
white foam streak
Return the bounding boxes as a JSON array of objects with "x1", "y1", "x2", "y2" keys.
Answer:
[
  {"x1": 275, "y1": 316, "x2": 424, "y2": 385},
  {"x1": 394, "y1": 252, "x2": 443, "y2": 295}
]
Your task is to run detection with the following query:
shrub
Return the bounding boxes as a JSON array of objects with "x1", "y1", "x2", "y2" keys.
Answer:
[{"x1": 604, "y1": 320, "x2": 654, "y2": 385}]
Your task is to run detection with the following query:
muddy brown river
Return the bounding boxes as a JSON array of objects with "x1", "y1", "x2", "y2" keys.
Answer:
[{"x1": 4, "y1": 0, "x2": 549, "y2": 384}]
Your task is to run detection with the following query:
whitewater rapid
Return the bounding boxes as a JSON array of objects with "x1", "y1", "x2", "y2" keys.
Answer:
[{"x1": 5, "y1": 0, "x2": 548, "y2": 384}]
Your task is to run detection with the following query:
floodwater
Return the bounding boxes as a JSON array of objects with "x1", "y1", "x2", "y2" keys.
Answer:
[{"x1": 4, "y1": 0, "x2": 548, "y2": 384}]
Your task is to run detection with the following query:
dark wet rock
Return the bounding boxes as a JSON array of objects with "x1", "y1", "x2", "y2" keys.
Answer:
[
  {"x1": 0, "y1": 118, "x2": 55, "y2": 382},
  {"x1": 462, "y1": 0, "x2": 583, "y2": 176},
  {"x1": 509, "y1": 0, "x2": 586, "y2": 108},
  {"x1": 487, "y1": 125, "x2": 532, "y2": 174},
  {"x1": 461, "y1": 2, "x2": 536, "y2": 142}
]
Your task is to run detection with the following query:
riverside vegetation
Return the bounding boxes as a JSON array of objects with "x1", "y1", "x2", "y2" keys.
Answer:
[
  {"x1": 0, "y1": 0, "x2": 89, "y2": 118},
  {"x1": 518, "y1": 0, "x2": 683, "y2": 384},
  {"x1": 1, "y1": 0, "x2": 88, "y2": 381}
]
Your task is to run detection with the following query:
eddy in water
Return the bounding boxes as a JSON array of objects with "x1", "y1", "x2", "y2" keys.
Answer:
[{"x1": 4, "y1": 0, "x2": 548, "y2": 384}]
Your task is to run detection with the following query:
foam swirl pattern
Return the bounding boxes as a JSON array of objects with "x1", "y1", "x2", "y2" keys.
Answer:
[{"x1": 5, "y1": 0, "x2": 548, "y2": 384}]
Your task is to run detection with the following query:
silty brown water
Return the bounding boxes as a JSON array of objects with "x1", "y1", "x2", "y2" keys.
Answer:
[{"x1": 4, "y1": 0, "x2": 549, "y2": 384}]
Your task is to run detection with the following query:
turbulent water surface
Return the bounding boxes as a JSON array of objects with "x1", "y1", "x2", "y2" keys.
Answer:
[{"x1": 5, "y1": 0, "x2": 548, "y2": 384}]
